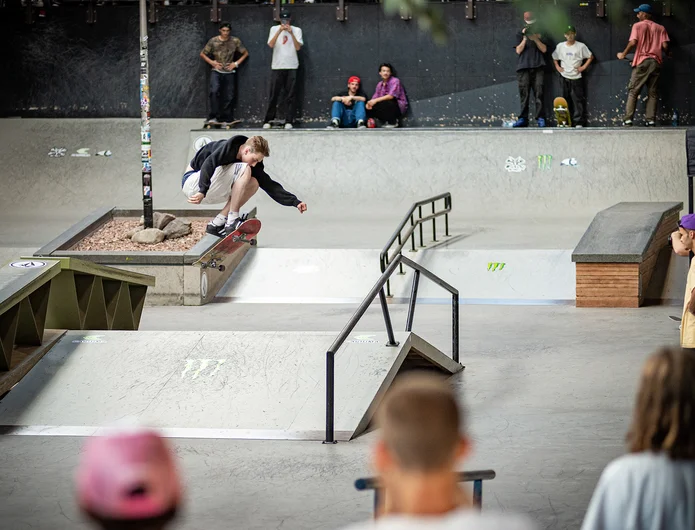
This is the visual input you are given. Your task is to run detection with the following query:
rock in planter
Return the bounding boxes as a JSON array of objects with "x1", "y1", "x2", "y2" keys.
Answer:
[
  {"x1": 131, "y1": 228, "x2": 166, "y2": 244},
  {"x1": 163, "y1": 218, "x2": 192, "y2": 240},
  {"x1": 139, "y1": 212, "x2": 176, "y2": 230},
  {"x1": 176, "y1": 217, "x2": 192, "y2": 227},
  {"x1": 154, "y1": 212, "x2": 176, "y2": 230},
  {"x1": 126, "y1": 227, "x2": 143, "y2": 239}
]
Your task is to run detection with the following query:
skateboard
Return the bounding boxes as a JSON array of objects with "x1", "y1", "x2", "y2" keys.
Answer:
[
  {"x1": 204, "y1": 120, "x2": 242, "y2": 130},
  {"x1": 194, "y1": 218, "x2": 261, "y2": 272},
  {"x1": 553, "y1": 97, "x2": 572, "y2": 127},
  {"x1": 669, "y1": 315, "x2": 682, "y2": 322},
  {"x1": 553, "y1": 97, "x2": 572, "y2": 128},
  {"x1": 264, "y1": 119, "x2": 291, "y2": 129}
]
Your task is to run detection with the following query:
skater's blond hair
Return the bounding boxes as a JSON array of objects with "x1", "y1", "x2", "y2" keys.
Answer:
[{"x1": 245, "y1": 136, "x2": 270, "y2": 157}]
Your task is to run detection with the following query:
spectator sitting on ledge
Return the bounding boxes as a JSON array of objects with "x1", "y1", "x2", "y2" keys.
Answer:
[
  {"x1": 366, "y1": 63, "x2": 408, "y2": 128},
  {"x1": 328, "y1": 76, "x2": 368, "y2": 129}
]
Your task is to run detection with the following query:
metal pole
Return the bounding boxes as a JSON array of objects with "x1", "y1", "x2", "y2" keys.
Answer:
[
  {"x1": 140, "y1": 0, "x2": 154, "y2": 229},
  {"x1": 432, "y1": 202, "x2": 438, "y2": 242},
  {"x1": 378, "y1": 288, "x2": 399, "y2": 346},
  {"x1": 324, "y1": 351, "x2": 336, "y2": 443},
  {"x1": 397, "y1": 234, "x2": 404, "y2": 274},
  {"x1": 473, "y1": 479, "x2": 482, "y2": 509},
  {"x1": 405, "y1": 270, "x2": 421, "y2": 331},
  {"x1": 410, "y1": 215, "x2": 416, "y2": 252},
  {"x1": 452, "y1": 293, "x2": 459, "y2": 363},
  {"x1": 418, "y1": 205, "x2": 424, "y2": 247},
  {"x1": 445, "y1": 212, "x2": 450, "y2": 236},
  {"x1": 689, "y1": 174, "x2": 693, "y2": 214}
]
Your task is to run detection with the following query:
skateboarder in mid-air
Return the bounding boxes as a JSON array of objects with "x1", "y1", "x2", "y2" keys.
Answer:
[{"x1": 182, "y1": 135, "x2": 307, "y2": 237}]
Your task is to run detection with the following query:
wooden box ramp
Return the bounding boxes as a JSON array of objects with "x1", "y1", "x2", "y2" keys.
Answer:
[
  {"x1": 0, "y1": 257, "x2": 154, "y2": 396},
  {"x1": 0, "y1": 331, "x2": 461, "y2": 442},
  {"x1": 572, "y1": 202, "x2": 682, "y2": 308}
]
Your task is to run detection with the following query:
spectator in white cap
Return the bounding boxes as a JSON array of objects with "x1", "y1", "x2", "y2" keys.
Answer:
[{"x1": 76, "y1": 427, "x2": 183, "y2": 530}]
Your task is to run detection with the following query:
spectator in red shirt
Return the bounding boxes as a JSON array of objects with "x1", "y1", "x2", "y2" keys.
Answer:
[{"x1": 617, "y1": 3, "x2": 670, "y2": 126}]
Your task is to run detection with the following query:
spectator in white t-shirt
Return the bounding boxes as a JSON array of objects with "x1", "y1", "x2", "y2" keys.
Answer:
[
  {"x1": 581, "y1": 347, "x2": 695, "y2": 530},
  {"x1": 262, "y1": 9, "x2": 303, "y2": 130},
  {"x1": 552, "y1": 25, "x2": 593, "y2": 127},
  {"x1": 340, "y1": 372, "x2": 537, "y2": 530}
]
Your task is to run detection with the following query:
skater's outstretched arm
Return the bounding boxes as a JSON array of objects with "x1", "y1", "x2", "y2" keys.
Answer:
[{"x1": 253, "y1": 164, "x2": 305, "y2": 210}]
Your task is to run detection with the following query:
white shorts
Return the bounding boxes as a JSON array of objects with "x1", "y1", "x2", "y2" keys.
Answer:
[{"x1": 181, "y1": 162, "x2": 248, "y2": 204}]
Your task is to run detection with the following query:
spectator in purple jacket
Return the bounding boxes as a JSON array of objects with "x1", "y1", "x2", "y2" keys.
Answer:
[{"x1": 366, "y1": 63, "x2": 408, "y2": 128}]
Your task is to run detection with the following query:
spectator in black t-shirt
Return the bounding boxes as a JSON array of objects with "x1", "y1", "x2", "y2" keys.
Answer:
[
  {"x1": 512, "y1": 11, "x2": 548, "y2": 128},
  {"x1": 328, "y1": 75, "x2": 368, "y2": 129}
]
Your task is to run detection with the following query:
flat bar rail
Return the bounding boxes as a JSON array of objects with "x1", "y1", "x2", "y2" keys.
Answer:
[
  {"x1": 355, "y1": 469, "x2": 496, "y2": 514},
  {"x1": 380, "y1": 193, "x2": 452, "y2": 297},
  {"x1": 324, "y1": 253, "x2": 459, "y2": 443}
]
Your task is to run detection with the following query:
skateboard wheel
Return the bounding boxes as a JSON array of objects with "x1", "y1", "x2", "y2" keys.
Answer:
[
  {"x1": 218, "y1": 265, "x2": 226, "y2": 272},
  {"x1": 201, "y1": 263, "x2": 208, "y2": 269},
  {"x1": 232, "y1": 236, "x2": 240, "y2": 243},
  {"x1": 250, "y1": 239, "x2": 257, "y2": 246}
]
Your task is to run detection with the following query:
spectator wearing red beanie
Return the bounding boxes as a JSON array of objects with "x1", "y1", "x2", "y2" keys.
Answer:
[{"x1": 328, "y1": 75, "x2": 368, "y2": 129}]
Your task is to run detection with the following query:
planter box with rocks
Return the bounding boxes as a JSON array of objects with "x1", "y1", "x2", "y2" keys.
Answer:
[{"x1": 34, "y1": 207, "x2": 257, "y2": 306}]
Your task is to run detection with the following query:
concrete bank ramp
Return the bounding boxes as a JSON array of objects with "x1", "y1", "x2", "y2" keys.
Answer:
[
  {"x1": 0, "y1": 330, "x2": 460, "y2": 441},
  {"x1": 216, "y1": 248, "x2": 576, "y2": 303}
]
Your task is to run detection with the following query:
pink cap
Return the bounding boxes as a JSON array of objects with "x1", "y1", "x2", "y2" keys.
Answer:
[{"x1": 76, "y1": 429, "x2": 182, "y2": 520}]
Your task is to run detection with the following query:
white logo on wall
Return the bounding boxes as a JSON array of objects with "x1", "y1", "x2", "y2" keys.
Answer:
[
  {"x1": 194, "y1": 136, "x2": 213, "y2": 152},
  {"x1": 201, "y1": 271, "x2": 209, "y2": 299},
  {"x1": 505, "y1": 157, "x2": 526, "y2": 173},
  {"x1": 10, "y1": 260, "x2": 46, "y2": 269}
]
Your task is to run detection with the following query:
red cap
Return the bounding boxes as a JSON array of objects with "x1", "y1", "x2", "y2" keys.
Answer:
[
  {"x1": 76, "y1": 428, "x2": 182, "y2": 520},
  {"x1": 348, "y1": 76, "x2": 361, "y2": 85}
]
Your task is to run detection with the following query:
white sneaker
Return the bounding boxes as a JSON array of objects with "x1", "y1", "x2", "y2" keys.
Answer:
[
  {"x1": 383, "y1": 123, "x2": 397, "y2": 129},
  {"x1": 357, "y1": 120, "x2": 366, "y2": 129},
  {"x1": 284, "y1": 123, "x2": 293, "y2": 130},
  {"x1": 262, "y1": 123, "x2": 271, "y2": 129}
]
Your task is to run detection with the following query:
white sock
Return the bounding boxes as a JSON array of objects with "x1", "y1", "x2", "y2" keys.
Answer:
[
  {"x1": 211, "y1": 214, "x2": 226, "y2": 227},
  {"x1": 227, "y1": 212, "x2": 240, "y2": 224}
]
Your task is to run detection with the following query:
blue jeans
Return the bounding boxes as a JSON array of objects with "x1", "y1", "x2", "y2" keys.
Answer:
[
  {"x1": 209, "y1": 71, "x2": 235, "y2": 122},
  {"x1": 331, "y1": 100, "x2": 366, "y2": 127}
]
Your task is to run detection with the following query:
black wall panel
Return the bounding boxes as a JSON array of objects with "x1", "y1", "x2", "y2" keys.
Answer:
[{"x1": 0, "y1": 1, "x2": 692, "y2": 125}]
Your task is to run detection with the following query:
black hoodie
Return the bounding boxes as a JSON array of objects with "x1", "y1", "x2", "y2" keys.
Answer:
[{"x1": 190, "y1": 135, "x2": 301, "y2": 207}]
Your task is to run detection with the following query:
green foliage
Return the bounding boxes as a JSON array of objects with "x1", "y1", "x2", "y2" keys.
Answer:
[{"x1": 382, "y1": 0, "x2": 448, "y2": 44}]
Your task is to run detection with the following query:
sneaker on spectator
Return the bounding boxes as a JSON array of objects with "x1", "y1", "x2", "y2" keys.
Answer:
[
  {"x1": 367, "y1": 118, "x2": 376, "y2": 129},
  {"x1": 511, "y1": 117, "x2": 528, "y2": 128},
  {"x1": 357, "y1": 120, "x2": 366, "y2": 129},
  {"x1": 537, "y1": 118, "x2": 546, "y2": 128},
  {"x1": 284, "y1": 123, "x2": 293, "y2": 130},
  {"x1": 327, "y1": 118, "x2": 339, "y2": 129},
  {"x1": 646, "y1": 120, "x2": 656, "y2": 127},
  {"x1": 623, "y1": 119, "x2": 633, "y2": 127},
  {"x1": 575, "y1": 124, "x2": 584, "y2": 128},
  {"x1": 262, "y1": 123, "x2": 271, "y2": 129},
  {"x1": 383, "y1": 122, "x2": 398, "y2": 128}
]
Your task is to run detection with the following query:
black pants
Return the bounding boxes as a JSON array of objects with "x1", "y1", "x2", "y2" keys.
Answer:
[
  {"x1": 517, "y1": 67, "x2": 545, "y2": 120},
  {"x1": 562, "y1": 77, "x2": 586, "y2": 126},
  {"x1": 369, "y1": 99, "x2": 401, "y2": 125},
  {"x1": 209, "y1": 71, "x2": 235, "y2": 122},
  {"x1": 264, "y1": 69, "x2": 298, "y2": 123}
]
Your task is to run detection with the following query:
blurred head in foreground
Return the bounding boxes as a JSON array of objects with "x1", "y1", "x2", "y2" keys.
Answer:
[
  {"x1": 627, "y1": 347, "x2": 695, "y2": 459},
  {"x1": 76, "y1": 427, "x2": 182, "y2": 530},
  {"x1": 373, "y1": 372, "x2": 470, "y2": 515}
]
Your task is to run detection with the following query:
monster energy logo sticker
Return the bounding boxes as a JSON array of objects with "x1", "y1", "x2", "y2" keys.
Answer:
[
  {"x1": 487, "y1": 262, "x2": 506, "y2": 271},
  {"x1": 538, "y1": 155, "x2": 553, "y2": 170}
]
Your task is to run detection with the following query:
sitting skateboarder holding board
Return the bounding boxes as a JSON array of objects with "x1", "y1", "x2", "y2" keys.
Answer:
[{"x1": 182, "y1": 135, "x2": 307, "y2": 237}]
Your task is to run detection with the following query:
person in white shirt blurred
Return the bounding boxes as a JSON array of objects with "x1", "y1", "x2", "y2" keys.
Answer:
[{"x1": 341, "y1": 372, "x2": 537, "y2": 530}]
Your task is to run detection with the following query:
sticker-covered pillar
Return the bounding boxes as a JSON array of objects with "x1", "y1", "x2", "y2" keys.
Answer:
[{"x1": 140, "y1": 0, "x2": 153, "y2": 228}]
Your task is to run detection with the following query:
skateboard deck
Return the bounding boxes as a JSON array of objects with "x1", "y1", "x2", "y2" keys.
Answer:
[
  {"x1": 553, "y1": 97, "x2": 572, "y2": 128},
  {"x1": 194, "y1": 218, "x2": 261, "y2": 271},
  {"x1": 204, "y1": 120, "x2": 242, "y2": 130},
  {"x1": 669, "y1": 315, "x2": 682, "y2": 322},
  {"x1": 266, "y1": 119, "x2": 290, "y2": 129}
]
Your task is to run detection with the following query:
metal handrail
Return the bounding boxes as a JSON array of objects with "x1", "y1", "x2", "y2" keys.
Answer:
[
  {"x1": 380, "y1": 193, "x2": 452, "y2": 297},
  {"x1": 355, "y1": 469, "x2": 496, "y2": 514},
  {"x1": 324, "y1": 253, "x2": 459, "y2": 443}
]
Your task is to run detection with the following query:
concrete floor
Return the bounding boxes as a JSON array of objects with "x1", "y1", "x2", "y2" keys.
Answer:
[
  {"x1": 0, "y1": 120, "x2": 688, "y2": 530},
  {"x1": 0, "y1": 303, "x2": 682, "y2": 529}
]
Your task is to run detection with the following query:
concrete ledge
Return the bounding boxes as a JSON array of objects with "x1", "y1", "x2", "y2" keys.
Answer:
[
  {"x1": 34, "y1": 207, "x2": 113, "y2": 258},
  {"x1": 573, "y1": 202, "x2": 682, "y2": 308},
  {"x1": 572, "y1": 202, "x2": 682, "y2": 263}
]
